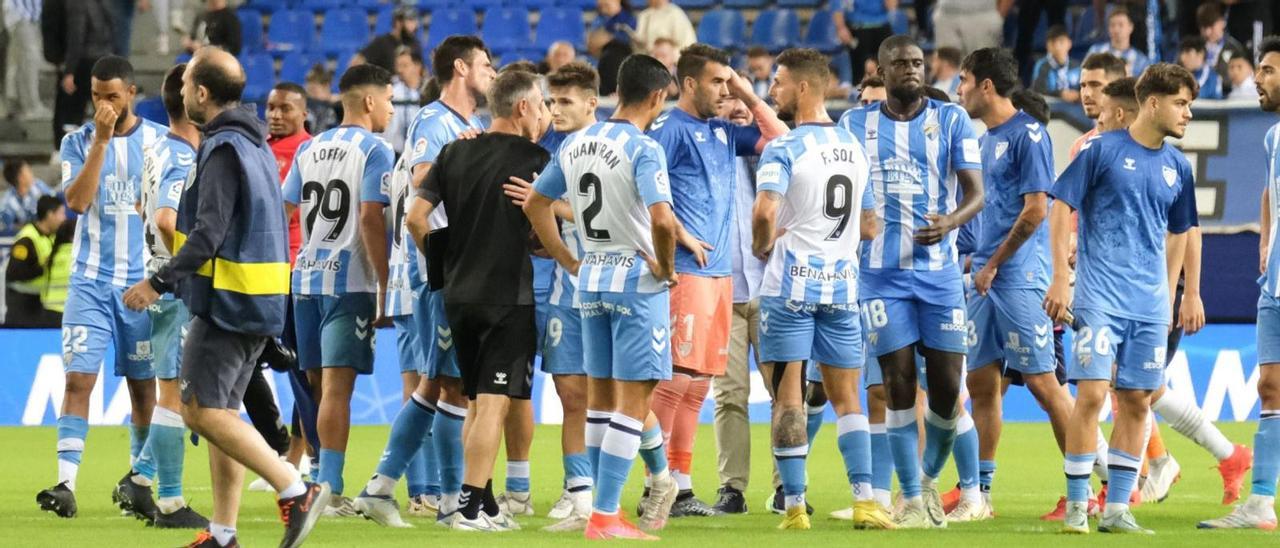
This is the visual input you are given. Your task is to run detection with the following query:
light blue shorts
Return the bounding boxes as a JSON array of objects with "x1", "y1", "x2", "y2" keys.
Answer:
[
  {"x1": 580, "y1": 290, "x2": 671, "y2": 382},
  {"x1": 393, "y1": 316, "x2": 423, "y2": 374},
  {"x1": 966, "y1": 287, "x2": 1056, "y2": 375},
  {"x1": 1258, "y1": 293, "x2": 1280, "y2": 365},
  {"x1": 419, "y1": 289, "x2": 459, "y2": 379},
  {"x1": 62, "y1": 276, "x2": 154, "y2": 379},
  {"x1": 148, "y1": 298, "x2": 190, "y2": 380},
  {"x1": 759, "y1": 297, "x2": 863, "y2": 368},
  {"x1": 1069, "y1": 308, "x2": 1168, "y2": 390},
  {"x1": 293, "y1": 293, "x2": 376, "y2": 375},
  {"x1": 542, "y1": 304, "x2": 585, "y2": 375}
]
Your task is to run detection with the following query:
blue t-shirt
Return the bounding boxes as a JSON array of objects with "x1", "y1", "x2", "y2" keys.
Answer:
[
  {"x1": 1050, "y1": 130, "x2": 1198, "y2": 324},
  {"x1": 648, "y1": 107, "x2": 761, "y2": 277},
  {"x1": 1086, "y1": 42, "x2": 1151, "y2": 77},
  {"x1": 1260, "y1": 122, "x2": 1280, "y2": 296},
  {"x1": 591, "y1": 10, "x2": 637, "y2": 43},
  {"x1": 972, "y1": 111, "x2": 1055, "y2": 290},
  {"x1": 828, "y1": 0, "x2": 890, "y2": 27}
]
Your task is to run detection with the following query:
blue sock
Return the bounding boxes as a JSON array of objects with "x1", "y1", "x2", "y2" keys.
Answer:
[
  {"x1": 1105, "y1": 449, "x2": 1141, "y2": 506},
  {"x1": 309, "y1": 455, "x2": 319, "y2": 482},
  {"x1": 638, "y1": 425, "x2": 668, "y2": 475},
  {"x1": 870, "y1": 423, "x2": 892, "y2": 493},
  {"x1": 979, "y1": 460, "x2": 997, "y2": 493},
  {"x1": 595, "y1": 414, "x2": 643, "y2": 514},
  {"x1": 952, "y1": 413, "x2": 979, "y2": 491},
  {"x1": 774, "y1": 443, "x2": 809, "y2": 508},
  {"x1": 318, "y1": 448, "x2": 346, "y2": 495},
  {"x1": 836, "y1": 414, "x2": 872, "y2": 498},
  {"x1": 564, "y1": 452, "x2": 593, "y2": 493},
  {"x1": 1064, "y1": 453, "x2": 1093, "y2": 502},
  {"x1": 921, "y1": 409, "x2": 958, "y2": 479},
  {"x1": 506, "y1": 461, "x2": 530, "y2": 493},
  {"x1": 406, "y1": 446, "x2": 428, "y2": 498},
  {"x1": 149, "y1": 407, "x2": 187, "y2": 499},
  {"x1": 433, "y1": 402, "x2": 466, "y2": 496},
  {"x1": 374, "y1": 395, "x2": 436, "y2": 481},
  {"x1": 423, "y1": 432, "x2": 441, "y2": 497},
  {"x1": 56, "y1": 414, "x2": 88, "y2": 489},
  {"x1": 806, "y1": 405, "x2": 825, "y2": 447},
  {"x1": 887, "y1": 409, "x2": 922, "y2": 498},
  {"x1": 1252, "y1": 411, "x2": 1280, "y2": 497},
  {"x1": 130, "y1": 422, "x2": 150, "y2": 464}
]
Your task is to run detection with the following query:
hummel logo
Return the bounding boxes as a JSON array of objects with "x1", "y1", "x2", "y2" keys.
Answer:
[
  {"x1": 356, "y1": 317, "x2": 368, "y2": 328},
  {"x1": 1123, "y1": 158, "x2": 1136, "y2": 170},
  {"x1": 495, "y1": 372, "x2": 508, "y2": 385},
  {"x1": 760, "y1": 310, "x2": 770, "y2": 333},
  {"x1": 1028, "y1": 131, "x2": 1043, "y2": 143},
  {"x1": 179, "y1": 380, "x2": 189, "y2": 392},
  {"x1": 651, "y1": 327, "x2": 668, "y2": 353},
  {"x1": 1025, "y1": 122, "x2": 1042, "y2": 132}
]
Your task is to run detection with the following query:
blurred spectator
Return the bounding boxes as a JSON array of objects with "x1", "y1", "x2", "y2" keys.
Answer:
[
  {"x1": 1016, "y1": 0, "x2": 1068, "y2": 83},
  {"x1": 1226, "y1": 54, "x2": 1258, "y2": 101},
  {"x1": 304, "y1": 64, "x2": 339, "y2": 134},
  {"x1": 503, "y1": 60, "x2": 539, "y2": 74},
  {"x1": 933, "y1": 0, "x2": 1009, "y2": 56},
  {"x1": 864, "y1": 58, "x2": 880, "y2": 81},
  {"x1": 1, "y1": 159, "x2": 55, "y2": 232},
  {"x1": 930, "y1": 46, "x2": 962, "y2": 100},
  {"x1": 183, "y1": 0, "x2": 240, "y2": 56},
  {"x1": 831, "y1": 0, "x2": 895, "y2": 85},
  {"x1": 824, "y1": 63, "x2": 855, "y2": 100},
  {"x1": 746, "y1": 47, "x2": 773, "y2": 99},
  {"x1": 265, "y1": 82, "x2": 311, "y2": 263},
  {"x1": 138, "y1": 0, "x2": 184, "y2": 55},
  {"x1": 592, "y1": 0, "x2": 637, "y2": 45},
  {"x1": 5, "y1": 0, "x2": 51, "y2": 120},
  {"x1": 54, "y1": 0, "x2": 114, "y2": 149},
  {"x1": 539, "y1": 41, "x2": 577, "y2": 74},
  {"x1": 387, "y1": 46, "x2": 424, "y2": 155},
  {"x1": 1031, "y1": 25, "x2": 1082, "y2": 102},
  {"x1": 4, "y1": 195, "x2": 68, "y2": 327},
  {"x1": 587, "y1": 27, "x2": 631, "y2": 96},
  {"x1": 1177, "y1": 37, "x2": 1221, "y2": 100},
  {"x1": 1197, "y1": 2, "x2": 1242, "y2": 82},
  {"x1": 1086, "y1": 7, "x2": 1149, "y2": 76},
  {"x1": 634, "y1": 0, "x2": 696, "y2": 52},
  {"x1": 110, "y1": 0, "x2": 136, "y2": 56},
  {"x1": 857, "y1": 74, "x2": 886, "y2": 106},
  {"x1": 358, "y1": 6, "x2": 422, "y2": 74},
  {"x1": 651, "y1": 37, "x2": 680, "y2": 98}
]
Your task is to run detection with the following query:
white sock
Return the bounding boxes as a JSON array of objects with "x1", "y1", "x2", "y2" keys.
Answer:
[
  {"x1": 58, "y1": 460, "x2": 79, "y2": 491},
  {"x1": 210, "y1": 522, "x2": 236, "y2": 546},
  {"x1": 1152, "y1": 388, "x2": 1235, "y2": 460},
  {"x1": 1094, "y1": 428, "x2": 1110, "y2": 481},
  {"x1": 673, "y1": 471, "x2": 692, "y2": 491},
  {"x1": 961, "y1": 485, "x2": 980, "y2": 503},
  {"x1": 158, "y1": 496, "x2": 186, "y2": 514},
  {"x1": 366, "y1": 473, "x2": 396, "y2": 497},
  {"x1": 130, "y1": 472, "x2": 153, "y2": 487},
  {"x1": 1104, "y1": 502, "x2": 1128, "y2": 516},
  {"x1": 571, "y1": 489, "x2": 592, "y2": 514},
  {"x1": 873, "y1": 488, "x2": 892, "y2": 508},
  {"x1": 278, "y1": 480, "x2": 306, "y2": 500}
]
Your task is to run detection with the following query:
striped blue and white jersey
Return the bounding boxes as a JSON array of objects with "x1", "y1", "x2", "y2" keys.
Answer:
[
  {"x1": 1261, "y1": 123, "x2": 1280, "y2": 297},
  {"x1": 283, "y1": 125, "x2": 394, "y2": 295},
  {"x1": 384, "y1": 153, "x2": 417, "y2": 316},
  {"x1": 140, "y1": 133, "x2": 196, "y2": 300},
  {"x1": 547, "y1": 220, "x2": 584, "y2": 308},
  {"x1": 532, "y1": 120, "x2": 672, "y2": 294},
  {"x1": 837, "y1": 98, "x2": 982, "y2": 273},
  {"x1": 61, "y1": 118, "x2": 167, "y2": 286},
  {"x1": 406, "y1": 100, "x2": 486, "y2": 230},
  {"x1": 756, "y1": 123, "x2": 873, "y2": 304}
]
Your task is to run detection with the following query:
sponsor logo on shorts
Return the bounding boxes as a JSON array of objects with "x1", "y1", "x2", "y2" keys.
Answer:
[
  {"x1": 1005, "y1": 332, "x2": 1031, "y2": 355},
  {"x1": 129, "y1": 341, "x2": 153, "y2": 362},
  {"x1": 1144, "y1": 347, "x2": 1167, "y2": 370},
  {"x1": 579, "y1": 300, "x2": 634, "y2": 317},
  {"x1": 940, "y1": 309, "x2": 966, "y2": 333}
]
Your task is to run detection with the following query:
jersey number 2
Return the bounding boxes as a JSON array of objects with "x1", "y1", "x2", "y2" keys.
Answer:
[
  {"x1": 302, "y1": 179, "x2": 352, "y2": 242},
  {"x1": 578, "y1": 173, "x2": 611, "y2": 241}
]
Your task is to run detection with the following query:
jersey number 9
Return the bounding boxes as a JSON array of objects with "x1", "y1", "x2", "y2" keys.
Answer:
[{"x1": 824, "y1": 175, "x2": 854, "y2": 241}]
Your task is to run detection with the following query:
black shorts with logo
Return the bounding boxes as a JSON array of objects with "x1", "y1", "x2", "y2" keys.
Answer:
[{"x1": 443, "y1": 303, "x2": 536, "y2": 400}]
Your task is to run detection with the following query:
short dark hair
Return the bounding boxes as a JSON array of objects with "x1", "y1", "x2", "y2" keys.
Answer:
[
  {"x1": 747, "y1": 46, "x2": 771, "y2": 59},
  {"x1": 877, "y1": 34, "x2": 921, "y2": 65},
  {"x1": 676, "y1": 43, "x2": 731, "y2": 85},
  {"x1": 1179, "y1": 36, "x2": 1207, "y2": 54},
  {"x1": 2, "y1": 158, "x2": 24, "y2": 185},
  {"x1": 501, "y1": 60, "x2": 539, "y2": 74},
  {"x1": 934, "y1": 46, "x2": 962, "y2": 68},
  {"x1": 1046, "y1": 25, "x2": 1070, "y2": 42},
  {"x1": 616, "y1": 54, "x2": 673, "y2": 106},
  {"x1": 1108, "y1": 6, "x2": 1132, "y2": 23},
  {"x1": 1012, "y1": 90, "x2": 1050, "y2": 123},
  {"x1": 1102, "y1": 76, "x2": 1138, "y2": 104},
  {"x1": 432, "y1": 35, "x2": 489, "y2": 83},
  {"x1": 1196, "y1": 2, "x2": 1225, "y2": 30},
  {"x1": 775, "y1": 48, "x2": 830, "y2": 89},
  {"x1": 339, "y1": 63, "x2": 393, "y2": 94},
  {"x1": 91, "y1": 55, "x2": 135, "y2": 85},
  {"x1": 36, "y1": 195, "x2": 62, "y2": 221},
  {"x1": 1082, "y1": 52, "x2": 1128, "y2": 79},
  {"x1": 422, "y1": 77, "x2": 441, "y2": 104},
  {"x1": 1261, "y1": 36, "x2": 1280, "y2": 62},
  {"x1": 162, "y1": 63, "x2": 186, "y2": 122},
  {"x1": 1135, "y1": 62, "x2": 1198, "y2": 101},
  {"x1": 547, "y1": 61, "x2": 600, "y2": 95},
  {"x1": 190, "y1": 50, "x2": 245, "y2": 105},
  {"x1": 960, "y1": 47, "x2": 1019, "y2": 97},
  {"x1": 488, "y1": 69, "x2": 539, "y2": 119},
  {"x1": 859, "y1": 74, "x2": 884, "y2": 89},
  {"x1": 272, "y1": 81, "x2": 308, "y2": 98},
  {"x1": 922, "y1": 86, "x2": 951, "y2": 102}
]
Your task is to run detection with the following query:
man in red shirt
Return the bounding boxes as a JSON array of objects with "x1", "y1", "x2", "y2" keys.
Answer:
[{"x1": 267, "y1": 82, "x2": 312, "y2": 263}]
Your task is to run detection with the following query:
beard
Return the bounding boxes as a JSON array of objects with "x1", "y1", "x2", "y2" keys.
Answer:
[
  {"x1": 775, "y1": 101, "x2": 796, "y2": 122},
  {"x1": 888, "y1": 84, "x2": 922, "y2": 106},
  {"x1": 113, "y1": 106, "x2": 132, "y2": 132}
]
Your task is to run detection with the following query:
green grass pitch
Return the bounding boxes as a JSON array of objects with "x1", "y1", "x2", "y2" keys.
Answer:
[{"x1": 2, "y1": 423, "x2": 1276, "y2": 546}]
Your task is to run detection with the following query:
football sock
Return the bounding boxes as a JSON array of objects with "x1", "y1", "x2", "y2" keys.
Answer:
[
  {"x1": 1064, "y1": 453, "x2": 1093, "y2": 503},
  {"x1": 56, "y1": 414, "x2": 88, "y2": 491},
  {"x1": 887, "y1": 408, "x2": 922, "y2": 499},
  {"x1": 870, "y1": 422, "x2": 892, "y2": 505},
  {"x1": 669, "y1": 375, "x2": 708, "y2": 490},
  {"x1": 150, "y1": 406, "x2": 186, "y2": 500},
  {"x1": 596, "y1": 414, "x2": 643, "y2": 514},
  {"x1": 773, "y1": 443, "x2": 808, "y2": 509},
  {"x1": 585, "y1": 409, "x2": 610, "y2": 479},
  {"x1": 1105, "y1": 449, "x2": 1142, "y2": 509},
  {"x1": 318, "y1": 448, "x2": 346, "y2": 495},
  {"x1": 836, "y1": 413, "x2": 873, "y2": 501},
  {"x1": 639, "y1": 424, "x2": 670, "y2": 478},
  {"x1": 434, "y1": 401, "x2": 467, "y2": 499},
  {"x1": 979, "y1": 460, "x2": 997, "y2": 494},
  {"x1": 564, "y1": 452, "x2": 593, "y2": 494},
  {"x1": 130, "y1": 422, "x2": 150, "y2": 466},
  {"x1": 210, "y1": 523, "x2": 236, "y2": 546},
  {"x1": 406, "y1": 445, "x2": 428, "y2": 499},
  {"x1": 459, "y1": 483, "x2": 485, "y2": 520},
  {"x1": 922, "y1": 408, "x2": 958, "y2": 479},
  {"x1": 1253, "y1": 411, "x2": 1280, "y2": 497},
  {"x1": 1145, "y1": 418, "x2": 1167, "y2": 459},
  {"x1": 422, "y1": 431, "x2": 441, "y2": 497},
  {"x1": 1152, "y1": 387, "x2": 1234, "y2": 461},
  {"x1": 371, "y1": 393, "x2": 436, "y2": 495},
  {"x1": 506, "y1": 460, "x2": 530, "y2": 493},
  {"x1": 952, "y1": 412, "x2": 980, "y2": 497},
  {"x1": 807, "y1": 403, "x2": 825, "y2": 446}
]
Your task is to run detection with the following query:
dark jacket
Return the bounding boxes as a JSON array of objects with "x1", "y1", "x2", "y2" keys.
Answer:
[
  {"x1": 151, "y1": 105, "x2": 289, "y2": 336},
  {"x1": 191, "y1": 8, "x2": 243, "y2": 56},
  {"x1": 64, "y1": 0, "x2": 114, "y2": 74}
]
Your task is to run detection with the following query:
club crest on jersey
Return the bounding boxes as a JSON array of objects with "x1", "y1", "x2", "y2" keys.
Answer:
[
  {"x1": 1162, "y1": 165, "x2": 1178, "y2": 187},
  {"x1": 923, "y1": 123, "x2": 940, "y2": 140},
  {"x1": 994, "y1": 142, "x2": 1009, "y2": 160},
  {"x1": 714, "y1": 127, "x2": 728, "y2": 145}
]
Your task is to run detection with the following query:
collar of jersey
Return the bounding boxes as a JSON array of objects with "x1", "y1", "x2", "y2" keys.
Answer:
[{"x1": 434, "y1": 100, "x2": 476, "y2": 128}]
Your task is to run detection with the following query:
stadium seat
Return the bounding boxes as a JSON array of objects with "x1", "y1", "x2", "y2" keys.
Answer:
[
  {"x1": 135, "y1": 97, "x2": 167, "y2": 125},
  {"x1": 237, "y1": 8, "x2": 266, "y2": 53},
  {"x1": 243, "y1": 0, "x2": 289, "y2": 14},
  {"x1": 373, "y1": 5, "x2": 394, "y2": 34},
  {"x1": 418, "y1": 0, "x2": 502, "y2": 12},
  {"x1": 299, "y1": 0, "x2": 344, "y2": 11},
  {"x1": 696, "y1": 9, "x2": 746, "y2": 52},
  {"x1": 426, "y1": 8, "x2": 478, "y2": 49},
  {"x1": 888, "y1": 9, "x2": 909, "y2": 36},
  {"x1": 723, "y1": 0, "x2": 768, "y2": 8},
  {"x1": 750, "y1": 9, "x2": 800, "y2": 54},
  {"x1": 559, "y1": 0, "x2": 599, "y2": 9},
  {"x1": 674, "y1": 0, "x2": 717, "y2": 9},
  {"x1": 240, "y1": 53, "x2": 276, "y2": 100},
  {"x1": 535, "y1": 7, "x2": 586, "y2": 51},
  {"x1": 803, "y1": 10, "x2": 841, "y2": 53},
  {"x1": 776, "y1": 0, "x2": 824, "y2": 6},
  {"x1": 481, "y1": 7, "x2": 532, "y2": 57},
  {"x1": 266, "y1": 9, "x2": 316, "y2": 55},
  {"x1": 279, "y1": 51, "x2": 328, "y2": 85},
  {"x1": 353, "y1": 0, "x2": 390, "y2": 10},
  {"x1": 319, "y1": 8, "x2": 371, "y2": 55},
  {"x1": 524, "y1": 0, "x2": 560, "y2": 10}
]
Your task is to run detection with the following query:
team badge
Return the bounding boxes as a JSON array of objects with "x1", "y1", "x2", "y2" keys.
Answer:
[
  {"x1": 923, "y1": 123, "x2": 940, "y2": 140},
  {"x1": 994, "y1": 142, "x2": 1009, "y2": 160},
  {"x1": 1162, "y1": 165, "x2": 1178, "y2": 187},
  {"x1": 714, "y1": 127, "x2": 728, "y2": 145}
]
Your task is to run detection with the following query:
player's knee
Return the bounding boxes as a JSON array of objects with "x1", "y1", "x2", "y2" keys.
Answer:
[{"x1": 805, "y1": 382, "x2": 828, "y2": 408}]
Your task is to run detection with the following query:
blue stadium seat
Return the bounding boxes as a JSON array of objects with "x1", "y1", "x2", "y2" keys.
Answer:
[
  {"x1": 535, "y1": 7, "x2": 585, "y2": 51},
  {"x1": 803, "y1": 10, "x2": 841, "y2": 53},
  {"x1": 696, "y1": 9, "x2": 746, "y2": 52},
  {"x1": 482, "y1": 8, "x2": 532, "y2": 56},
  {"x1": 524, "y1": 0, "x2": 560, "y2": 10},
  {"x1": 279, "y1": 52, "x2": 328, "y2": 85},
  {"x1": 354, "y1": 0, "x2": 390, "y2": 10},
  {"x1": 135, "y1": 97, "x2": 167, "y2": 125},
  {"x1": 266, "y1": 9, "x2": 316, "y2": 55},
  {"x1": 558, "y1": 0, "x2": 599, "y2": 9},
  {"x1": 374, "y1": 5, "x2": 394, "y2": 34},
  {"x1": 418, "y1": 0, "x2": 501, "y2": 12},
  {"x1": 724, "y1": 0, "x2": 768, "y2": 8},
  {"x1": 240, "y1": 53, "x2": 276, "y2": 100},
  {"x1": 888, "y1": 9, "x2": 909, "y2": 36},
  {"x1": 674, "y1": 0, "x2": 717, "y2": 9},
  {"x1": 319, "y1": 8, "x2": 371, "y2": 55},
  {"x1": 238, "y1": 8, "x2": 266, "y2": 53},
  {"x1": 243, "y1": 0, "x2": 290, "y2": 14},
  {"x1": 777, "y1": 0, "x2": 824, "y2": 6},
  {"x1": 426, "y1": 8, "x2": 478, "y2": 49},
  {"x1": 750, "y1": 9, "x2": 800, "y2": 53},
  {"x1": 299, "y1": 0, "x2": 344, "y2": 11}
]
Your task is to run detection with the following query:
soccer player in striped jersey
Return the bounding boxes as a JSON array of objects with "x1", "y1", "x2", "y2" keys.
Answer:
[
  {"x1": 836, "y1": 35, "x2": 985, "y2": 529},
  {"x1": 751, "y1": 47, "x2": 892, "y2": 531},
  {"x1": 37, "y1": 56, "x2": 167, "y2": 519},
  {"x1": 1200, "y1": 36, "x2": 1280, "y2": 531},
  {"x1": 112, "y1": 63, "x2": 208, "y2": 529},
  {"x1": 1044, "y1": 63, "x2": 1200, "y2": 534},
  {"x1": 525, "y1": 54, "x2": 678, "y2": 540},
  {"x1": 354, "y1": 36, "x2": 494, "y2": 527},
  {"x1": 283, "y1": 64, "x2": 396, "y2": 517}
]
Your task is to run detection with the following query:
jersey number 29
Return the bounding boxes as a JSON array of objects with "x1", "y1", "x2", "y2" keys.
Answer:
[{"x1": 302, "y1": 179, "x2": 352, "y2": 242}]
